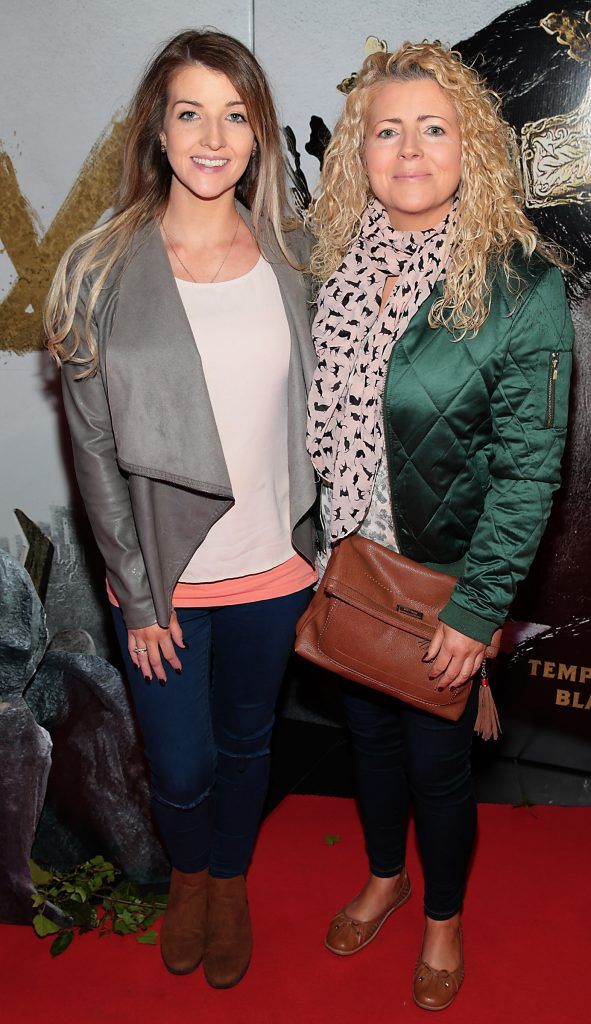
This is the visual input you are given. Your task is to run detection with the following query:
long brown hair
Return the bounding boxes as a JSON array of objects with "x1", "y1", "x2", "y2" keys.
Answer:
[{"x1": 45, "y1": 29, "x2": 297, "y2": 375}]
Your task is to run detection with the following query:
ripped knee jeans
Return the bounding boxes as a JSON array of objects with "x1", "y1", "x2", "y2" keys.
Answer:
[{"x1": 112, "y1": 588, "x2": 311, "y2": 877}]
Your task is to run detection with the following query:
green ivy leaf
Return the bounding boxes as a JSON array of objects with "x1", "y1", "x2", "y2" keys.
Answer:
[
  {"x1": 33, "y1": 913, "x2": 61, "y2": 937},
  {"x1": 50, "y1": 931, "x2": 74, "y2": 957},
  {"x1": 113, "y1": 920, "x2": 134, "y2": 936},
  {"x1": 29, "y1": 861, "x2": 52, "y2": 886},
  {"x1": 136, "y1": 931, "x2": 158, "y2": 945},
  {"x1": 30, "y1": 853, "x2": 163, "y2": 954},
  {"x1": 324, "y1": 833, "x2": 342, "y2": 846},
  {"x1": 120, "y1": 911, "x2": 139, "y2": 932}
]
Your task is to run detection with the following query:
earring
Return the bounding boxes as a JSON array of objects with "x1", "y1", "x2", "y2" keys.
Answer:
[
  {"x1": 159, "y1": 136, "x2": 167, "y2": 153},
  {"x1": 251, "y1": 141, "x2": 258, "y2": 156}
]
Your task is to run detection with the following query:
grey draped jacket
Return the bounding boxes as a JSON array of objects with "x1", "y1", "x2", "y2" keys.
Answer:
[{"x1": 61, "y1": 207, "x2": 318, "y2": 629}]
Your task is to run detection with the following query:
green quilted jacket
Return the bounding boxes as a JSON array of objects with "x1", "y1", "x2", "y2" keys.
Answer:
[{"x1": 382, "y1": 257, "x2": 573, "y2": 645}]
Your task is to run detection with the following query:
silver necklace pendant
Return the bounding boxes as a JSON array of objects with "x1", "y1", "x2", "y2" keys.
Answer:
[{"x1": 161, "y1": 211, "x2": 241, "y2": 284}]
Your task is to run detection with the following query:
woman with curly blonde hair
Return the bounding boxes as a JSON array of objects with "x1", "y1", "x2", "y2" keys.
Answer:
[{"x1": 307, "y1": 41, "x2": 572, "y2": 1010}]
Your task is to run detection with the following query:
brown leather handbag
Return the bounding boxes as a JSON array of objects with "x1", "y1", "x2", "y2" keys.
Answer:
[{"x1": 295, "y1": 534, "x2": 500, "y2": 737}]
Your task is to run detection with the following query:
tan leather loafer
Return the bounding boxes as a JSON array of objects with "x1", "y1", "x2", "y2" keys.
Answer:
[
  {"x1": 412, "y1": 925, "x2": 464, "y2": 1011},
  {"x1": 325, "y1": 868, "x2": 411, "y2": 956},
  {"x1": 160, "y1": 867, "x2": 208, "y2": 975}
]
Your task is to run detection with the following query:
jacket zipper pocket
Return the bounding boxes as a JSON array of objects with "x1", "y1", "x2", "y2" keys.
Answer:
[{"x1": 545, "y1": 351, "x2": 560, "y2": 428}]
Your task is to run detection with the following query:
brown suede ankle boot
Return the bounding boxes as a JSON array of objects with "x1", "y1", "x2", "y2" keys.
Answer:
[
  {"x1": 204, "y1": 874, "x2": 252, "y2": 989},
  {"x1": 160, "y1": 867, "x2": 208, "y2": 975}
]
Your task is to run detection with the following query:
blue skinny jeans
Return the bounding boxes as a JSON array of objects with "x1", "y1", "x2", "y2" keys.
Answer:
[
  {"x1": 112, "y1": 587, "x2": 311, "y2": 878},
  {"x1": 342, "y1": 678, "x2": 479, "y2": 919}
]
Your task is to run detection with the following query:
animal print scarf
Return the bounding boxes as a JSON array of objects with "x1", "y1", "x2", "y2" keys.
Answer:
[{"x1": 307, "y1": 196, "x2": 455, "y2": 541}]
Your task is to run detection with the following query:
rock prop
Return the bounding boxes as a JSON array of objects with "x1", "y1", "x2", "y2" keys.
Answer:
[
  {"x1": 0, "y1": 547, "x2": 168, "y2": 925},
  {"x1": 27, "y1": 647, "x2": 169, "y2": 883},
  {"x1": 0, "y1": 551, "x2": 52, "y2": 923},
  {"x1": 14, "y1": 509, "x2": 53, "y2": 603}
]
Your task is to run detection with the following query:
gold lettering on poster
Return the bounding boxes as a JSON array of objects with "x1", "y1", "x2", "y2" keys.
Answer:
[
  {"x1": 0, "y1": 117, "x2": 127, "y2": 353},
  {"x1": 530, "y1": 659, "x2": 591, "y2": 710},
  {"x1": 529, "y1": 658, "x2": 591, "y2": 683},
  {"x1": 555, "y1": 689, "x2": 591, "y2": 710}
]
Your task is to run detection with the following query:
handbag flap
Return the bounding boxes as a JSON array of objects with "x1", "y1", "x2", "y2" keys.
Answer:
[{"x1": 324, "y1": 535, "x2": 457, "y2": 639}]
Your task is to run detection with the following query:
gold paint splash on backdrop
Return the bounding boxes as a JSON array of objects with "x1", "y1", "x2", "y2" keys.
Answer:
[{"x1": 0, "y1": 116, "x2": 128, "y2": 353}]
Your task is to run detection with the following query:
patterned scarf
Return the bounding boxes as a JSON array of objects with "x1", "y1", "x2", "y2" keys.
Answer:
[{"x1": 307, "y1": 197, "x2": 455, "y2": 541}]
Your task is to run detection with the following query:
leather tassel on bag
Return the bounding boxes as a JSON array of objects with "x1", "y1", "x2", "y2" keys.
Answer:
[{"x1": 474, "y1": 660, "x2": 501, "y2": 741}]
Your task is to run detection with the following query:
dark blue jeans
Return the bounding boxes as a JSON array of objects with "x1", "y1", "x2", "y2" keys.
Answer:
[
  {"x1": 342, "y1": 679, "x2": 479, "y2": 920},
  {"x1": 113, "y1": 588, "x2": 311, "y2": 878}
]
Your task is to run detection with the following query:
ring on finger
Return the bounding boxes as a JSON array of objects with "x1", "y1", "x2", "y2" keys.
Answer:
[{"x1": 134, "y1": 646, "x2": 148, "y2": 654}]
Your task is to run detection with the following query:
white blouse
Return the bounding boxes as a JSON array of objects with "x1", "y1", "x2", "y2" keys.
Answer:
[{"x1": 176, "y1": 256, "x2": 294, "y2": 583}]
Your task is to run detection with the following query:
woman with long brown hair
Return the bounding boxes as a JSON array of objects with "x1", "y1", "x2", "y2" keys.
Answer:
[
  {"x1": 45, "y1": 29, "x2": 317, "y2": 988},
  {"x1": 307, "y1": 41, "x2": 572, "y2": 1010}
]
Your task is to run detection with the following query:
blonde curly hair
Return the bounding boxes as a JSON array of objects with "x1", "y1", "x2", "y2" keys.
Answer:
[{"x1": 308, "y1": 41, "x2": 565, "y2": 336}]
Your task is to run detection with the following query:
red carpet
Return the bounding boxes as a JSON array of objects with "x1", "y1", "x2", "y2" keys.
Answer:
[{"x1": 2, "y1": 795, "x2": 589, "y2": 1023}]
